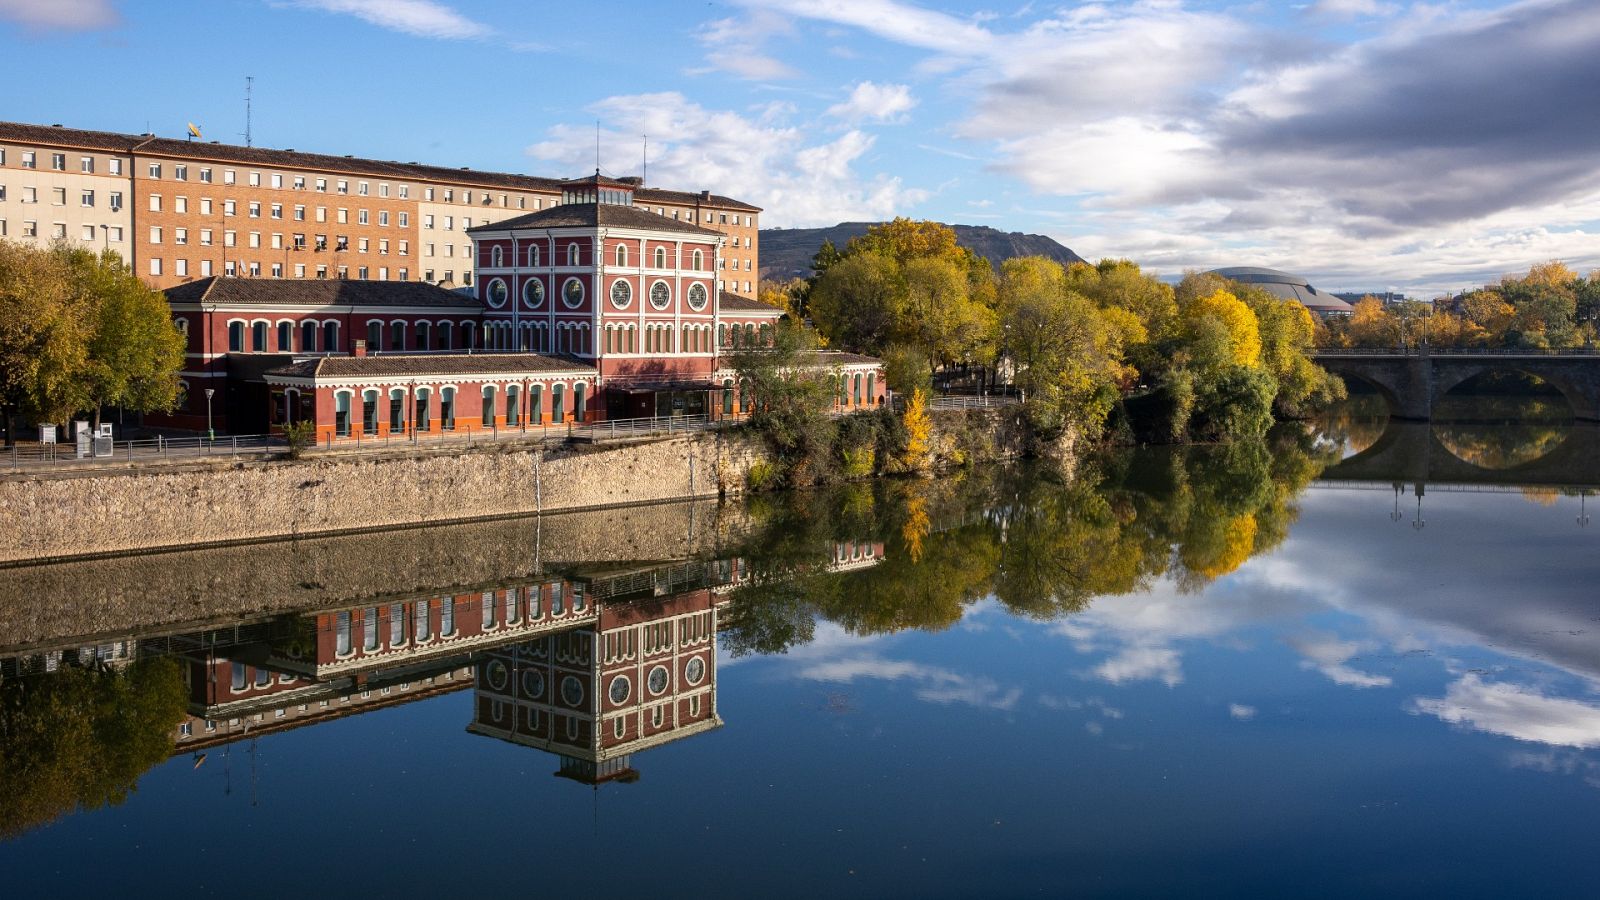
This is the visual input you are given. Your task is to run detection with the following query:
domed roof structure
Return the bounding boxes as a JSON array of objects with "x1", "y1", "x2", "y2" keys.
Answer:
[{"x1": 1206, "y1": 266, "x2": 1354, "y2": 315}]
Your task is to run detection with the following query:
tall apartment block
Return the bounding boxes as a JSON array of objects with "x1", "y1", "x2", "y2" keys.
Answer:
[{"x1": 0, "y1": 121, "x2": 762, "y2": 298}]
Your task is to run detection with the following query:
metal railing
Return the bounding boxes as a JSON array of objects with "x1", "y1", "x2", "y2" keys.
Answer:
[
  {"x1": 928, "y1": 395, "x2": 1020, "y2": 410},
  {"x1": 6, "y1": 434, "x2": 282, "y2": 471},
  {"x1": 571, "y1": 414, "x2": 718, "y2": 442},
  {"x1": 317, "y1": 422, "x2": 570, "y2": 452},
  {"x1": 1314, "y1": 347, "x2": 1600, "y2": 357}
]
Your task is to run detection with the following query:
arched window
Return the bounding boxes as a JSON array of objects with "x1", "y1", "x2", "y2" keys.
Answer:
[
  {"x1": 854, "y1": 372, "x2": 863, "y2": 406},
  {"x1": 717, "y1": 323, "x2": 726, "y2": 347},
  {"x1": 362, "y1": 389, "x2": 379, "y2": 435},
  {"x1": 463, "y1": 322, "x2": 477, "y2": 349},
  {"x1": 334, "y1": 391, "x2": 352, "y2": 437},
  {"x1": 323, "y1": 321, "x2": 339, "y2": 352},
  {"x1": 529, "y1": 384, "x2": 543, "y2": 424},
  {"x1": 228, "y1": 321, "x2": 244, "y2": 352},
  {"x1": 567, "y1": 243, "x2": 579, "y2": 267},
  {"x1": 682, "y1": 325, "x2": 691, "y2": 353},
  {"x1": 251, "y1": 322, "x2": 267, "y2": 352},
  {"x1": 527, "y1": 245, "x2": 540, "y2": 267},
  {"x1": 551, "y1": 383, "x2": 565, "y2": 422},
  {"x1": 438, "y1": 321, "x2": 453, "y2": 350},
  {"x1": 389, "y1": 388, "x2": 405, "y2": 433},
  {"x1": 654, "y1": 246, "x2": 666, "y2": 269},
  {"x1": 615, "y1": 245, "x2": 628, "y2": 267},
  {"x1": 505, "y1": 384, "x2": 520, "y2": 426},
  {"x1": 759, "y1": 323, "x2": 772, "y2": 346},
  {"x1": 481, "y1": 385, "x2": 496, "y2": 427},
  {"x1": 440, "y1": 387, "x2": 456, "y2": 431},
  {"x1": 366, "y1": 320, "x2": 382, "y2": 350},
  {"x1": 277, "y1": 321, "x2": 292, "y2": 351},
  {"x1": 744, "y1": 323, "x2": 756, "y2": 346},
  {"x1": 692, "y1": 249, "x2": 704, "y2": 270},
  {"x1": 573, "y1": 382, "x2": 587, "y2": 421},
  {"x1": 492, "y1": 246, "x2": 504, "y2": 267},
  {"x1": 389, "y1": 321, "x2": 405, "y2": 351},
  {"x1": 415, "y1": 321, "x2": 430, "y2": 350},
  {"x1": 415, "y1": 387, "x2": 431, "y2": 431},
  {"x1": 867, "y1": 372, "x2": 876, "y2": 404},
  {"x1": 723, "y1": 379, "x2": 734, "y2": 415},
  {"x1": 301, "y1": 321, "x2": 318, "y2": 352}
]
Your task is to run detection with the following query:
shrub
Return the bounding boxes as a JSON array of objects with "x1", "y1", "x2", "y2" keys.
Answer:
[
  {"x1": 841, "y1": 447, "x2": 876, "y2": 478},
  {"x1": 746, "y1": 460, "x2": 780, "y2": 492},
  {"x1": 283, "y1": 421, "x2": 316, "y2": 459}
]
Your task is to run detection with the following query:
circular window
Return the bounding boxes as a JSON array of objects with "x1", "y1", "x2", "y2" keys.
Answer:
[
  {"x1": 485, "y1": 659, "x2": 508, "y2": 691},
  {"x1": 610, "y1": 280, "x2": 632, "y2": 309},
  {"x1": 609, "y1": 676, "x2": 631, "y2": 704},
  {"x1": 521, "y1": 669, "x2": 545, "y2": 699},
  {"x1": 649, "y1": 281, "x2": 671, "y2": 310},
  {"x1": 486, "y1": 278, "x2": 508, "y2": 308},
  {"x1": 687, "y1": 282, "x2": 708, "y2": 311},
  {"x1": 647, "y1": 665, "x2": 670, "y2": 696},
  {"x1": 522, "y1": 278, "x2": 545, "y2": 309},
  {"x1": 562, "y1": 278, "x2": 585, "y2": 309},
  {"x1": 685, "y1": 656, "x2": 706, "y2": 685},
  {"x1": 560, "y1": 675, "x2": 583, "y2": 706}
]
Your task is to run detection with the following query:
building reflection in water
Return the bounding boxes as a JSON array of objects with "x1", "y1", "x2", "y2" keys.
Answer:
[{"x1": 144, "y1": 541, "x2": 884, "y2": 780}]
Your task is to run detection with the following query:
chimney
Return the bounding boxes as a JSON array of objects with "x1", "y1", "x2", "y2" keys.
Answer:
[
  {"x1": 353, "y1": 339, "x2": 367, "y2": 357},
  {"x1": 699, "y1": 190, "x2": 711, "y2": 201}
]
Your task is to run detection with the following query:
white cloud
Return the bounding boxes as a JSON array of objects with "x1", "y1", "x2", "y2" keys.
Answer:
[
  {"x1": 739, "y1": 0, "x2": 994, "y2": 57},
  {"x1": 1229, "y1": 703, "x2": 1257, "y2": 720},
  {"x1": 1290, "y1": 633, "x2": 1393, "y2": 688},
  {"x1": 1308, "y1": 0, "x2": 1397, "y2": 18},
  {"x1": 286, "y1": 0, "x2": 490, "y2": 39},
  {"x1": 1094, "y1": 645, "x2": 1184, "y2": 686},
  {"x1": 0, "y1": 0, "x2": 116, "y2": 29},
  {"x1": 827, "y1": 81, "x2": 917, "y2": 124},
  {"x1": 1412, "y1": 674, "x2": 1600, "y2": 749},
  {"x1": 695, "y1": 10, "x2": 797, "y2": 80},
  {"x1": 795, "y1": 653, "x2": 1022, "y2": 710},
  {"x1": 527, "y1": 92, "x2": 927, "y2": 227}
]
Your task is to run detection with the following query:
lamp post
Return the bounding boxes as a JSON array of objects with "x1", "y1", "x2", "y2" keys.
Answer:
[{"x1": 204, "y1": 388, "x2": 215, "y2": 441}]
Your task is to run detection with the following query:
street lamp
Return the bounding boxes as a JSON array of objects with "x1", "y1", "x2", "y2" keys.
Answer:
[{"x1": 204, "y1": 388, "x2": 215, "y2": 441}]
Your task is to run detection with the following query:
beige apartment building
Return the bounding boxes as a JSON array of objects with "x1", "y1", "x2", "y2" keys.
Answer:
[{"x1": 0, "y1": 121, "x2": 761, "y2": 298}]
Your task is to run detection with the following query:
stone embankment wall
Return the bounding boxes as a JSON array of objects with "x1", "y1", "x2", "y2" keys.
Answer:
[
  {"x1": 0, "y1": 433, "x2": 770, "y2": 564},
  {"x1": 0, "y1": 499, "x2": 756, "y2": 654}
]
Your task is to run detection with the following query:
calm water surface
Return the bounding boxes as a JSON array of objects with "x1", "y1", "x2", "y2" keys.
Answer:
[{"x1": 2, "y1": 405, "x2": 1598, "y2": 898}]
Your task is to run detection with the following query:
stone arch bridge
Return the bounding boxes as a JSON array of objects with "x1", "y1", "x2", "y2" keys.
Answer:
[{"x1": 1313, "y1": 349, "x2": 1600, "y2": 421}]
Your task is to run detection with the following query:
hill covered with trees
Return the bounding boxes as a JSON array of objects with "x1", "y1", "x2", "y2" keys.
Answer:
[{"x1": 761, "y1": 222, "x2": 1084, "y2": 280}]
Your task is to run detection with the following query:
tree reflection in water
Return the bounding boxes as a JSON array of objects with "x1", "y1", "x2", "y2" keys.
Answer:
[{"x1": 722, "y1": 428, "x2": 1337, "y2": 655}]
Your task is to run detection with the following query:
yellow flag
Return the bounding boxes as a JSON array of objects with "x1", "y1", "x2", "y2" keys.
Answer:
[{"x1": 187, "y1": 122, "x2": 202, "y2": 139}]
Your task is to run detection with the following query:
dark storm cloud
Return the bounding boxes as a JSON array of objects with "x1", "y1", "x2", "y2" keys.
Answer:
[{"x1": 1218, "y1": 0, "x2": 1600, "y2": 229}]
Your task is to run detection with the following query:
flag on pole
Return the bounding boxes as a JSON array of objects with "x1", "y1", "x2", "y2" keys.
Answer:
[{"x1": 187, "y1": 122, "x2": 202, "y2": 139}]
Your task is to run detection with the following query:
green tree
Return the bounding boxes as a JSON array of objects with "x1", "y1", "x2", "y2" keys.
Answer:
[
  {"x1": 729, "y1": 322, "x2": 838, "y2": 484},
  {"x1": 0, "y1": 242, "x2": 183, "y2": 442},
  {"x1": 0, "y1": 657, "x2": 188, "y2": 839}
]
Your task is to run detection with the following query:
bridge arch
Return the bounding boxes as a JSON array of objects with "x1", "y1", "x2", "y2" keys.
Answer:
[{"x1": 1430, "y1": 364, "x2": 1585, "y2": 421}]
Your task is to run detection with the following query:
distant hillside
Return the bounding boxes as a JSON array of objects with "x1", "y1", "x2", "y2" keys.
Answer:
[{"x1": 759, "y1": 222, "x2": 1086, "y2": 280}]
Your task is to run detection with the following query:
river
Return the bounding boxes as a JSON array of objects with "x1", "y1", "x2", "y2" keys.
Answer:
[{"x1": 1, "y1": 401, "x2": 1597, "y2": 897}]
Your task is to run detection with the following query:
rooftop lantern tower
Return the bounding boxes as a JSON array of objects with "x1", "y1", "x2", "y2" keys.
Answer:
[{"x1": 560, "y1": 171, "x2": 636, "y2": 208}]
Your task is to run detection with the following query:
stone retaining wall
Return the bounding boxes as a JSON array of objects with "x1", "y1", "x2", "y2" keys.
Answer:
[{"x1": 0, "y1": 432, "x2": 770, "y2": 563}]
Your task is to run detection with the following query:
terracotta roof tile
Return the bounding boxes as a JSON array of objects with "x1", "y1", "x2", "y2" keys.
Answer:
[
  {"x1": 467, "y1": 202, "x2": 723, "y2": 237},
  {"x1": 717, "y1": 292, "x2": 785, "y2": 314},
  {"x1": 164, "y1": 277, "x2": 484, "y2": 309},
  {"x1": 267, "y1": 353, "x2": 594, "y2": 379}
]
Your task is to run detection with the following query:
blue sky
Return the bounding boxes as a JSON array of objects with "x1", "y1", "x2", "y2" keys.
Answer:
[{"x1": 3, "y1": 0, "x2": 1598, "y2": 293}]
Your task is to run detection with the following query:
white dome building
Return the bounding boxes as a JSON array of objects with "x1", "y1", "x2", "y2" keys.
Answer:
[{"x1": 1206, "y1": 267, "x2": 1354, "y2": 316}]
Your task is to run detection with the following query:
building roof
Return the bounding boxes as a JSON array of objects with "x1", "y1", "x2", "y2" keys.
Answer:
[
  {"x1": 164, "y1": 277, "x2": 484, "y2": 309},
  {"x1": 717, "y1": 292, "x2": 786, "y2": 315},
  {"x1": 1206, "y1": 266, "x2": 1355, "y2": 314},
  {"x1": 266, "y1": 353, "x2": 595, "y2": 380},
  {"x1": 466, "y1": 202, "x2": 724, "y2": 237},
  {"x1": 0, "y1": 120, "x2": 759, "y2": 210}
]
